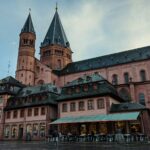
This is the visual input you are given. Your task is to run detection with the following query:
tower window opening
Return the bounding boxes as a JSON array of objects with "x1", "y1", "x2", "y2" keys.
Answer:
[
  {"x1": 57, "y1": 59, "x2": 61, "y2": 69},
  {"x1": 23, "y1": 39, "x2": 28, "y2": 45}
]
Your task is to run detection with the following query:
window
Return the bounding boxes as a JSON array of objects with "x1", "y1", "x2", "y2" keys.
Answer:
[
  {"x1": 57, "y1": 59, "x2": 61, "y2": 69},
  {"x1": 97, "y1": 99, "x2": 105, "y2": 109},
  {"x1": 88, "y1": 100, "x2": 94, "y2": 110},
  {"x1": 6, "y1": 111, "x2": 10, "y2": 119},
  {"x1": 93, "y1": 83, "x2": 98, "y2": 90},
  {"x1": 83, "y1": 84, "x2": 88, "y2": 92},
  {"x1": 79, "y1": 101, "x2": 85, "y2": 111},
  {"x1": 140, "y1": 70, "x2": 146, "y2": 81},
  {"x1": 21, "y1": 73, "x2": 23, "y2": 77},
  {"x1": 124, "y1": 72, "x2": 129, "y2": 84},
  {"x1": 70, "y1": 102, "x2": 76, "y2": 112},
  {"x1": 43, "y1": 50, "x2": 51, "y2": 57},
  {"x1": 13, "y1": 110, "x2": 17, "y2": 118},
  {"x1": 62, "y1": 103, "x2": 67, "y2": 112},
  {"x1": 76, "y1": 87, "x2": 80, "y2": 93},
  {"x1": 23, "y1": 39, "x2": 28, "y2": 45},
  {"x1": 36, "y1": 66, "x2": 40, "y2": 73},
  {"x1": 34, "y1": 108, "x2": 39, "y2": 116},
  {"x1": 0, "y1": 109, "x2": 2, "y2": 119},
  {"x1": 0, "y1": 96, "x2": 3, "y2": 104},
  {"x1": 112, "y1": 74, "x2": 118, "y2": 85},
  {"x1": 28, "y1": 108, "x2": 32, "y2": 117},
  {"x1": 41, "y1": 107, "x2": 45, "y2": 115},
  {"x1": 139, "y1": 93, "x2": 145, "y2": 105},
  {"x1": 20, "y1": 109, "x2": 24, "y2": 118}
]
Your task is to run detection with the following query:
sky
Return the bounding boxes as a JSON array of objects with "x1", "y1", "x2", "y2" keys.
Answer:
[{"x1": 1, "y1": 0, "x2": 150, "y2": 78}]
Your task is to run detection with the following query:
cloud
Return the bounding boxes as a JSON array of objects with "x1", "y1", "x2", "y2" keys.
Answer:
[{"x1": 1, "y1": 0, "x2": 150, "y2": 78}]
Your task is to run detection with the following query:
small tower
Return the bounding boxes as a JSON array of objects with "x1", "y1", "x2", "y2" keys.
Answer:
[
  {"x1": 16, "y1": 12, "x2": 36, "y2": 86},
  {"x1": 40, "y1": 7, "x2": 72, "y2": 70}
]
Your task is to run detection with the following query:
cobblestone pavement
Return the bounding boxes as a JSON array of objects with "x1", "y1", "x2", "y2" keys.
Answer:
[{"x1": 0, "y1": 141, "x2": 150, "y2": 150}]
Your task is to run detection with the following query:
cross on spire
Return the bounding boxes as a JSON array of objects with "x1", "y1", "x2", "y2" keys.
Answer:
[
  {"x1": 29, "y1": 8, "x2": 31, "y2": 13},
  {"x1": 55, "y1": 2, "x2": 58, "y2": 11}
]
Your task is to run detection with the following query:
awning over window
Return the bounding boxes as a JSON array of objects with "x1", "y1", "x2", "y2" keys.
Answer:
[{"x1": 50, "y1": 112, "x2": 140, "y2": 124}]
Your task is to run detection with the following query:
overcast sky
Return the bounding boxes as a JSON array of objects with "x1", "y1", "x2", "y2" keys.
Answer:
[{"x1": 1, "y1": 0, "x2": 150, "y2": 79}]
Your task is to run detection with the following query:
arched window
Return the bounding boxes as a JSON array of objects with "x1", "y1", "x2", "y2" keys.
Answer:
[
  {"x1": 139, "y1": 93, "x2": 145, "y2": 105},
  {"x1": 57, "y1": 59, "x2": 61, "y2": 69},
  {"x1": 112, "y1": 74, "x2": 118, "y2": 85},
  {"x1": 124, "y1": 72, "x2": 129, "y2": 84},
  {"x1": 36, "y1": 66, "x2": 40, "y2": 73},
  {"x1": 140, "y1": 70, "x2": 146, "y2": 81}
]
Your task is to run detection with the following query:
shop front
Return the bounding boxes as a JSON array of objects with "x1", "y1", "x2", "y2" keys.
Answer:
[{"x1": 50, "y1": 112, "x2": 142, "y2": 135}]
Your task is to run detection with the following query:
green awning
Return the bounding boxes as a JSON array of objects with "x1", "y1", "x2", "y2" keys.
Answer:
[{"x1": 50, "y1": 112, "x2": 140, "y2": 124}]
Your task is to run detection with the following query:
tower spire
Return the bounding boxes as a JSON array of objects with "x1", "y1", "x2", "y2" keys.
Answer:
[
  {"x1": 41, "y1": 7, "x2": 70, "y2": 48},
  {"x1": 21, "y1": 11, "x2": 35, "y2": 34}
]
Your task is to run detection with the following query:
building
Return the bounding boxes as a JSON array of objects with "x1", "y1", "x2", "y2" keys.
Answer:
[{"x1": 0, "y1": 7, "x2": 150, "y2": 140}]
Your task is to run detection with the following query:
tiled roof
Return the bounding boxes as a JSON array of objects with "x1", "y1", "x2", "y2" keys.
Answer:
[
  {"x1": 0, "y1": 76, "x2": 24, "y2": 87},
  {"x1": 17, "y1": 83, "x2": 60, "y2": 97},
  {"x1": 55, "y1": 46, "x2": 150, "y2": 75},
  {"x1": 110, "y1": 102, "x2": 146, "y2": 112},
  {"x1": 41, "y1": 10, "x2": 70, "y2": 48},
  {"x1": 5, "y1": 83, "x2": 60, "y2": 110},
  {"x1": 57, "y1": 74, "x2": 123, "y2": 102},
  {"x1": 21, "y1": 13, "x2": 35, "y2": 34}
]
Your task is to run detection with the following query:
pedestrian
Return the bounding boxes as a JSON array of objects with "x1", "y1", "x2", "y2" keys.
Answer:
[{"x1": 53, "y1": 130, "x2": 59, "y2": 146}]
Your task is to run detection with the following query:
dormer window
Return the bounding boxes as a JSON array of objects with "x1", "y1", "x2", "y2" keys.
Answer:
[
  {"x1": 86, "y1": 76, "x2": 91, "y2": 81},
  {"x1": 78, "y1": 78, "x2": 83, "y2": 83},
  {"x1": 83, "y1": 84, "x2": 88, "y2": 92},
  {"x1": 93, "y1": 83, "x2": 98, "y2": 90},
  {"x1": 67, "y1": 88, "x2": 72, "y2": 94},
  {"x1": 76, "y1": 87, "x2": 80, "y2": 93}
]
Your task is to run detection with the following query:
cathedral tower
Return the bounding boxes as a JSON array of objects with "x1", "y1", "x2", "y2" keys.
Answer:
[
  {"x1": 16, "y1": 13, "x2": 36, "y2": 85},
  {"x1": 40, "y1": 8, "x2": 72, "y2": 70}
]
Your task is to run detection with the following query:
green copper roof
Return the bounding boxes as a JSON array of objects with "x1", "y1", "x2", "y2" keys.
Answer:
[
  {"x1": 17, "y1": 83, "x2": 60, "y2": 97},
  {"x1": 5, "y1": 83, "x2": 60, "y2": 110},
  {"x1": 50, "y1": 112, "x2": 140, "y2": 124},
  {"x1": 57, "y1": 73, "x2": 122, "y2": 101},
  {"x1": 21, "y1": 13, "x2": 35, "y2": 34},
  {"x1": 64, "y1": 73, "x2": 105, "y2": 87},
  {"x1": 41, "y1": 10, "x2": 70, "y2": 48}
]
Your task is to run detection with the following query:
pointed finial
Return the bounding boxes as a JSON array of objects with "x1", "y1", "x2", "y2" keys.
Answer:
[
  {"x1": 29, "y1": 8, "x2": 31, "y2": 13},
  {"x1": 55, "y1": 2, "x2": 58, "y2": 11}
]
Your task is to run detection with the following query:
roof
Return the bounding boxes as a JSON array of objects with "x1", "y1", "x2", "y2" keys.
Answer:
[
  {"x1": 110, "y1": 102, "x2": 146, "y2": 113},
  {"x1": 17, "y1": 83, "x2": 60, "y2": 97},
  {"x1": 50, "y1": 112, "x2": 140, "y2": 124},
  {"x1": 55, "y1": 46, "x2": 150, "y2": 75},
  {"x1": 57, "y1": 73, "x2": 122, "y2": 101},
  {"x1": 41, "y1": 10, "x2": 70, "y2": 48},
  {"x1": 21, "y1": 13, "x2": 35, "y2": 34},
  {"x1": 5, "y1": 83, "x2": 60, "y2": 110},
  {"x1": 0, "y1": 76, "x2": 24, "y2": 87},
  {"x1": 64, "y1": 73, "x2": 105, "y2": 87}
]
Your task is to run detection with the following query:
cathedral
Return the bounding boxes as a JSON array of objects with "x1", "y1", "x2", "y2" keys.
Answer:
[{"x1": 0, "y1": 7, "x2": 150, "y2": 141}]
